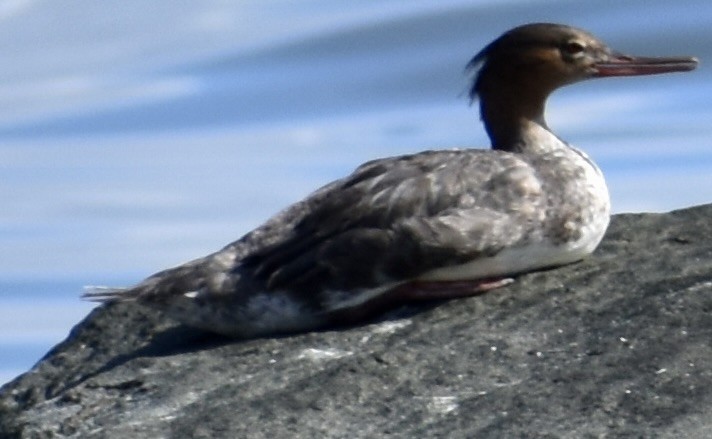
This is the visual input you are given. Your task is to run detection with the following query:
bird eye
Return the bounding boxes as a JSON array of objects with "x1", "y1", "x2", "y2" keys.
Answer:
[{"x1": 562, "y1": 40, "x2": 586, "y2": 57}]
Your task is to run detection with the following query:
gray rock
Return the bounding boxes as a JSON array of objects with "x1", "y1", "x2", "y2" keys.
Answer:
[{"x1": 1, "y1": 204, "x2": 711, "y2": 439}]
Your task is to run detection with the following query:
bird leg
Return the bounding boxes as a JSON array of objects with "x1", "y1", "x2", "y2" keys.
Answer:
[
  {"x1": 393, "y1": 277, "x2": 514, "y2": 301},
  {"x1": 322, "y1": 277, "x2": 514, "y2": 328}
]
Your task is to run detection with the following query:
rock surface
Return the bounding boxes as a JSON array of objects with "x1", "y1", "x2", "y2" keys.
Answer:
[{"x1": 1, "y1": 204, "x2": 712, "y2": 438}]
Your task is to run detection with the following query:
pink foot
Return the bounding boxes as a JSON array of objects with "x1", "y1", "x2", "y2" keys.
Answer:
[
  {"x1": 323, "y1": 277, "x2": 514, "y2": 326},
  {"x1": 394, "y1": 277, "x2": 514, "y2": 301}
]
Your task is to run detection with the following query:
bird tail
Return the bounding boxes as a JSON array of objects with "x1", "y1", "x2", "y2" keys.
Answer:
[{"x1": 81, "y1": 285, "x2": 140, "y2": 303}]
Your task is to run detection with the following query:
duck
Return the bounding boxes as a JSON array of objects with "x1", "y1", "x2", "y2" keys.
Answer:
[{"x1": 84, "y1": 23, "x2": 698, "y2": 337}]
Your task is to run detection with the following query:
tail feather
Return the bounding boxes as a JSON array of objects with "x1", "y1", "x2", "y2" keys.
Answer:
[{"x1": 82, "y1": 286, "x2": 138, "y2": 303}]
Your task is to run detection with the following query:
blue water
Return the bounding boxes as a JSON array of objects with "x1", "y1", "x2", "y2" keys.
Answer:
[{"x1": 1, "y1": 0, "x2": 711, "y2": 386}]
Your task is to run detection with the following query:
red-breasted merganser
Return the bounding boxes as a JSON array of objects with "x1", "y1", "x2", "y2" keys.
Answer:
[{"x1": 84, "y1": 23, "x2": 698, "y2": 337}]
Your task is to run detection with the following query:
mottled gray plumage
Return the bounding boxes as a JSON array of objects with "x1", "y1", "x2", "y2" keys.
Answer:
[{"x1": 84, "y1": 23, "x2": 697, "y2": 337}]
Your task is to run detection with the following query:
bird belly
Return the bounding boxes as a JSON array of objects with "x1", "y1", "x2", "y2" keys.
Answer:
[{"x1": 416, "y1": 231, "x2": 603, "y2": 282}]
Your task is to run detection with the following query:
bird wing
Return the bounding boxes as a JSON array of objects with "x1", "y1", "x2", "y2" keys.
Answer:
[
  {"x1": 235, "y1": 149, "x2": 545, "y2": 296},
  {"x1": 83, "y1": 149, "x2": 545, "y2": 305}
]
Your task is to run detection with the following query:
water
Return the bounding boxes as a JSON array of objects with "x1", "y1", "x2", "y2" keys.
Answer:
[{"x1": 1, "y1": 0, "x2": 711, "y2": 386}]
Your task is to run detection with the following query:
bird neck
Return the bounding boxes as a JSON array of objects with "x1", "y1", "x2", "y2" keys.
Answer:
[{"x1": 478, "y1": 76, "x2": 559, "y2": 153}]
